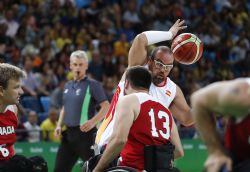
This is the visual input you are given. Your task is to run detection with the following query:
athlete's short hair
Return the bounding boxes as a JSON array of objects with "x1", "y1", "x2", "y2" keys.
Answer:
[
  {"x1": 150, "y1": 46, "x2": 172, "y2": 60},
  {"x1": 125, "y1": 66, "x2": 152, "y2": 90},
  {"x1": 0, "y1": 63, "x2": 25, "y2": 89}
]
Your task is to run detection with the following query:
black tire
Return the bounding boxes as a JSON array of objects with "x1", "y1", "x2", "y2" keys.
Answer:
[{"x1": 105, "y1": 166, "x2": 137, "y2": 172}]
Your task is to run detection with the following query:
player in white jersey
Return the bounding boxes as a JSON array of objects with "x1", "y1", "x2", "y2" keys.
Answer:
[{"x1": 96, "y1": 19, "x2": 192, "y2": 150}]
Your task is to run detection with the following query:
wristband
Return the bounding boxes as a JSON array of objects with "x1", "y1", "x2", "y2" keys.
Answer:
[{"x1": 143, "y1": 31, "x2": 173, "y2": 45}]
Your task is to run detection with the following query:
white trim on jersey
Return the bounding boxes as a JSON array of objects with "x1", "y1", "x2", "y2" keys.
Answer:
[{"x1": 5, "y1": 105, "x2": 15, "y2": 113}]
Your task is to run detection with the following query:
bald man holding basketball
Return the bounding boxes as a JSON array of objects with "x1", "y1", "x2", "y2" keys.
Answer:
[{"x1": 95, "y1": 20, "x2": 196, "y2": 154}]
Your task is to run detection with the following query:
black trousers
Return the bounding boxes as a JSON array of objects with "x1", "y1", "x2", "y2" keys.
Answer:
[{"x1": 54, "y1": 126, "x2": 96, "y2": 172}]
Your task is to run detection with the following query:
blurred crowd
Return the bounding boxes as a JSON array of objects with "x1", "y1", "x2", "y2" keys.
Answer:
[{"x1": 0, "y1": 0, "x2": 249, "y2": 142}]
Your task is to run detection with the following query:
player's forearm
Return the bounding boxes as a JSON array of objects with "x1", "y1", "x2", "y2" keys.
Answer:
[
  {"x1": 143, "y1": 31, "x2": 173, "y2": 45},
  {"x1": 181, "y1": 109, "x2": 194, "y2": 127},
  {"x1": 192, "y1": 101, "x2": 224, "y2": 154},
  {"x1": 171, "y1": 121, "x2": 184, "y2": 159},
  {"x1": 128, "y1": 33, "x2": 148, "y2": 67},
  {"x1": 94, "y1": 136, "x2": 125, "y2": 171},
  {"x1": 128, "y1": 31, "x2": 173, "y2": 67}
]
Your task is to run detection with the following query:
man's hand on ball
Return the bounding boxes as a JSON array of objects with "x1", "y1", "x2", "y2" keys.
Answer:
[{"x1": 169, "y1": 19, "x2": 187, "y2": 38}]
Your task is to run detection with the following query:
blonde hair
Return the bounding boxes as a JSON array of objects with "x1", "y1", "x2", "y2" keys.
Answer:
[{"x1": 0, "y1": 63, "x2": 25, "y2": 89}]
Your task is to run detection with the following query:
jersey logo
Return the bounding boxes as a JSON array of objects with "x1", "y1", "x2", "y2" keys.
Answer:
[
  {"x1": 165, "y1": 90, "x2": 171, "y2": 97},
  {"x1": 76, "y1": 88, "x2": 81, "y2": 95},
  {"x1": 64, "y1": 89, "x2": 68, "y2": 94}
]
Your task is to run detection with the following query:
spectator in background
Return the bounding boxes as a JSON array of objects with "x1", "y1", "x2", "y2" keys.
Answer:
[
  {"x1": 0, "y1": 23, "x2": 12, "y2": 58},
  {"x1": 15, "y1": 122, "x2": 28, "y2": 142},
  {"x1": 50, "y1": 80, "x2": 65, "y2": 109},
  {"x1": 21, "y1": 56, "x2": 49, "y2": 97},
  {"x1": 113, "y1": 33, "x2": 129, "y2": 58},
  {"x1": 88, "y1": 50, "x2": 104, "y2": 81},
  {"x1": 117, "y1": 20, "x2": 136, "y2": 43},
  {"x1": 53, "y1": 50, "x2": 109, "y2": 172},
  {"x1": 0, "y1": 9, "x2": 19, "y2": 37},
  {"x1": 122, "y1": 0, "x2": 141, "y2": 26},
  {"x1": 55, "y1": 28, "x2": 72, "y2": 51},
  {"x1": 102, "y1": 53, "x2": 117, "y2": 78},
  {"x1": 40, "y1": 108, "x2": 61, "y2": 142},
  {"x1": 38, "y1": 62, "x2": 58, "y2": 93},
  {"x1": 103, "y1": 76, "x2": 116, "y2": 102},
  {"x1": 40, "y1": 108, "x2": 60, "y2": 142},
  {"x1": 23, "y1": 110, "x2": 41, "y2": 143}
]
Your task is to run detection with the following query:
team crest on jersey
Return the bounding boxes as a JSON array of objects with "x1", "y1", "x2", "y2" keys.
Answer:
[
  {"x1": 64, "y1": 89, "x2": 68, "y2": 93},
  {"x1": 165, "y1": 90, "x2": 171, "y2": 96},
  {"x1": 76, "y1": 89, "x2": 81, "y2": 95},
  {"x1": 0, "y1": 126, "x2": 15, "y2": 135}
]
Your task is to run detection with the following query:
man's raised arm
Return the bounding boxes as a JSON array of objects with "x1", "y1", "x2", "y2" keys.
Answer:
[{"x1": 128, "y1": 19, "x2": 187, "y2": 67}]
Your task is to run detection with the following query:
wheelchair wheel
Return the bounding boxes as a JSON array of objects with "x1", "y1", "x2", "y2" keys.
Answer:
[{"x1": 105, "y1": 166, "x2": 137, "y2": 172}]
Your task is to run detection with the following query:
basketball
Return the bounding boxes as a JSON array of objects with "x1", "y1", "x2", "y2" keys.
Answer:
[{"x1": 171, "y1": 33, "x2": 203, "y2": 65}]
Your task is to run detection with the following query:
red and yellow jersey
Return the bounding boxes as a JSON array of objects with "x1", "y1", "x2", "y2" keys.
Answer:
[
  {"x1": 120, "y1": 93, "x2": 173, "y2": 171},
  {"x1": 0, "y1": 105, "x2": 18, "y2": 160},
  {"x1": 95, "y1": 81, "x2": 124, "y2": 147},
  {"x1": 96, "y1": 77, "x2": 176, "y2": 148}
]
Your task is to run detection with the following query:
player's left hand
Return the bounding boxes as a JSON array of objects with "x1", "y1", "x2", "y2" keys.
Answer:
[
  {"x1": 169, "y1": 19, "x2": 187, "y2": 38},
  {"x1": 205, "y1": 151, "x2": 232, "y2": 172},
  {"x1": 80, "y1": 119, "x2": 96, "y2": 132}
]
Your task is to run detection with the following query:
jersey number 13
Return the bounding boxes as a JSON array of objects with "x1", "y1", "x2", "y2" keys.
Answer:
[{"x1": 148, "y1": 109, "x2": 170, "y2": 140}]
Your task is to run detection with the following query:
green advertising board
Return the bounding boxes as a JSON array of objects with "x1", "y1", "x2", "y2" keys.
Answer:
[{"x1": 15, "y1": 139, "x2": 207, "y2": 172}]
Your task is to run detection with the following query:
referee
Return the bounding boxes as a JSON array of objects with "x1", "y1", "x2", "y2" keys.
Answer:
[{"x1": 54, "y1": 50, "x2": 109, "y2": 172}]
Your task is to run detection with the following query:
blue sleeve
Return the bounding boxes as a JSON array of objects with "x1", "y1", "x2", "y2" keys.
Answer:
[
  {"x1": 90, "y1": 80, "x2": 108, "y2": 104},
  {"x1": 62, "y1": 81, "x2": 70, "y2": 105}
]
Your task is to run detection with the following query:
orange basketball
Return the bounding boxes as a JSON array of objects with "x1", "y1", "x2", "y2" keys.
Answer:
[{"x1": 171, "y1": 33, "x2": 203, "y2": 65}]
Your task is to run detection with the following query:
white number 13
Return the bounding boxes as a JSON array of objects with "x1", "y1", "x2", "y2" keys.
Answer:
[{"x1": 148, "y1": 109, "x2": 170, "y2": 139}]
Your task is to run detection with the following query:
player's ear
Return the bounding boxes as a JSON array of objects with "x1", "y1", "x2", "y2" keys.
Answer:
[
  {"x1": 148, "y1": 53, "x2": 154, "y2": 61},
  {"x1": 124, "y1": 80, "x2": 129, "y2": 89},
  {"x1": 0, "y1": 86, "x2": 4, "y2": 96},
  {"x1": 148, "y1": 57, "x2": 154, "y2": 67}
]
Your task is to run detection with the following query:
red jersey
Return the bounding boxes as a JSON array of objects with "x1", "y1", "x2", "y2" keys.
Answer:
[
  {"x1": 224, "y1": 114, "x2": 250, "y2": 163},
  {"x1": 120, "y1": 93, "x2": 173, "y2": 171},
  {"x1": 0, "y1": 105, "x2": 18, "y2": 160}
]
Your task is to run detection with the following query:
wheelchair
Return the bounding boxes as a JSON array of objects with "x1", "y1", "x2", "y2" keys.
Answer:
[
  {"x1": 82, "y1": 143, "x2": 179, "y2": 172},
  {"x1": 81, "y1": 154, "x2": 137, "y2": 172}
]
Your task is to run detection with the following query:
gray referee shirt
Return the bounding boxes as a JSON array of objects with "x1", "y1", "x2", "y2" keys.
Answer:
[{"x1": 63, "y1": 77, "x2": 107, "y2": 127}]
